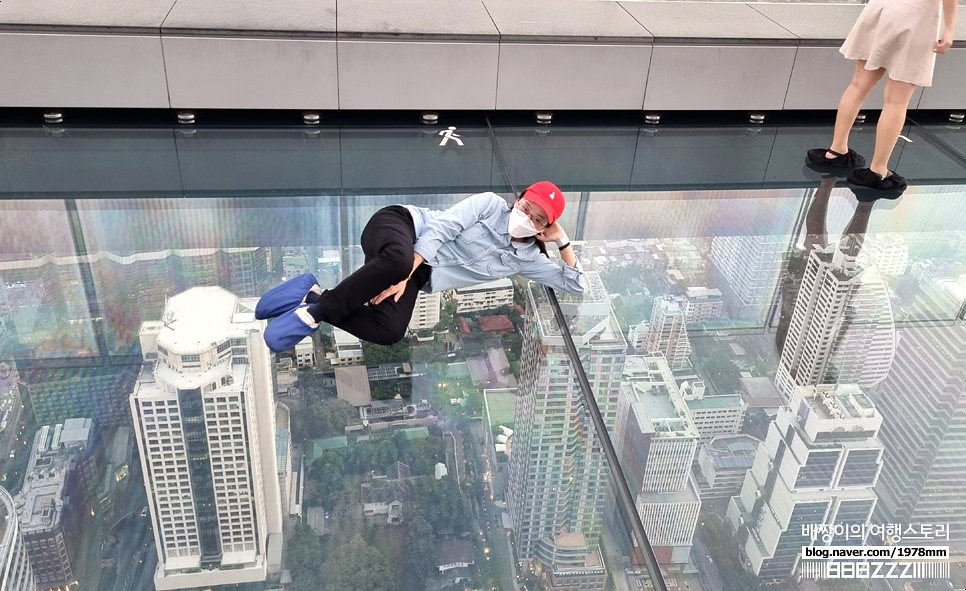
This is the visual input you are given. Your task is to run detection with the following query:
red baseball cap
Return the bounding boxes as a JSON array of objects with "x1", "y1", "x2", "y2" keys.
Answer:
[{"x1": 523, "y1": 181, "x2": 565, "y2": 225}]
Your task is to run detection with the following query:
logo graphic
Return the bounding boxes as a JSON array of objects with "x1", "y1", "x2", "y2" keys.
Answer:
[
  {"x1": 438, "y1": 127, "x2": 463, "y2": 147},
  {"x1": 549, "y1": 192, "x2": 555, "y2": 200}
]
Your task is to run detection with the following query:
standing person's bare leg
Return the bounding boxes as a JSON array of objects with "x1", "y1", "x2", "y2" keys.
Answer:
[
  {"x1": 869, "y1": 78, "x2": 917, "y2": 178},
  {"x1": 827, "y1": 61, "x2": 885, "y2": 159}
]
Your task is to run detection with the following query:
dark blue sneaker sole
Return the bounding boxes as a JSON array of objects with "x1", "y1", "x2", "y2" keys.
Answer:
[{"x1": 263, "y1": 305, "x2": 320, "y2": 352}]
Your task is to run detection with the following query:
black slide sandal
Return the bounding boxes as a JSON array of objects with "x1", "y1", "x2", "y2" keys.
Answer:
[
  {"x1": 847, "y1": 167, "x2": 907, "y2": 193},
  {"x1": 806, "y1": 148, "x2": 867, "y2": 169}
]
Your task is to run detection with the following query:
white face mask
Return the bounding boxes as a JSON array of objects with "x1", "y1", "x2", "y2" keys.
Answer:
[{"x1": 508, "y1": 207, "x2": 540, "y2": 238}]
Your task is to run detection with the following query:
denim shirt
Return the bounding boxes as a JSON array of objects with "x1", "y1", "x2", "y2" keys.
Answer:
[{"x1": 401, "y1": 192, "x2": 586, "y2": 295}]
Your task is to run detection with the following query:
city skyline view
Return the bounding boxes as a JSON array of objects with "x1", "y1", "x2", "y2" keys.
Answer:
[{"x1": 1, "y1": 123, "x2": 965, "y2": 591}]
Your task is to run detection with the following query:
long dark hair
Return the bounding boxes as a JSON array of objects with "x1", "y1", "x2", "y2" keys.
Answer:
[{"x1": 515, "y1": 191, "x2": 549, "y2": 258}]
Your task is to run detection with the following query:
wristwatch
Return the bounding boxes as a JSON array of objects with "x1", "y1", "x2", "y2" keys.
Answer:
[{"x1": 555, "y1": 231, "x2": 571, "y2": 251}]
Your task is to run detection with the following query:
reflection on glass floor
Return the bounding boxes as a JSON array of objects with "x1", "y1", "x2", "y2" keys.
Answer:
[{"x1": 0, "y1": 119, "x2": 965, "y2": 591}]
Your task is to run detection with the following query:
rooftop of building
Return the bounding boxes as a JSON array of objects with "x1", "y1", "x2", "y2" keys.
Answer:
[
  {"x1": 454, "y1": 277, "x2": 512, "y2": 293},
  {"x1": 335, "y1": 365, "x2": 372, "y2": 407},
  {"x1": 16, "y1": 425, "x2": 82, "y2": 533},
  {"x1": 798, "y1": 385, "x2": 880, "y2": 422},
  {"x1": 141, "y1": 349, "x2": 249, "y2": 394},
  {"x1": 529, "y1": 275, "x2": 626, "y2": 349},
  {"x1": 152, "y1": 286, "x2": 246, "y2": 353},
  {"x1": 656, "y1": 297, "x2": 684, "y2": 316},
  {"x1": 739, "y1": 376, "x2": 782, "y2": 401},
  {"x1": 555, "y1": 531, "x2": 587, "y2": 548},
  {"x1": 684, "y1": 287, "x2": 722, "y2": 300},
  {"x1": 478, "y1": 314, "x2": 514, "y2": 332},
  {"x1": 60, "y1": 417, "x2": 93, "y2": 446},
  {"x1": 703, "y1": 435, "x2": 761, "y2": 470},
  {"x1": 685, "y1": 394, "x2": 744, "y2": 410},
  {"x1": 622, "y1": 355, "x2": 698, "y2": 438},
  {"x1": 367, "y1": 362, "x2": 416, "y2": 381},
  {"x1": 636, "y1": 477, "x2": 701, "y2": 505},
  {"x1": 333, "y1": 327, "x2": 362, "y2": 347},
  {"x1": 437, "y1": 539, "x2": 475, "y2": 566}
]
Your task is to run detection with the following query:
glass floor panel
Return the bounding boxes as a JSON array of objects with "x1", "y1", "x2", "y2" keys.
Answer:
[{"x1": 1, "y1": 119, "x2": 965, "y2": 591}]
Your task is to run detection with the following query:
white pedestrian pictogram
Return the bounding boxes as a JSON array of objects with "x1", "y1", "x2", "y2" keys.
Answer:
[{"x1": 439, "y1": 126, "x2": 463, "y2": 147}]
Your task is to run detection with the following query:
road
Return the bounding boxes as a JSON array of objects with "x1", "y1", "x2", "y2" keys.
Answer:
[
  {"x1": 691, "y1": 531, "x2": 725, "y2": 591},
  {"x1": 114, "y1": 514, "x2": 154, "y2": 591},
  {"x1": 0, "y1": 390, "x2": 25, "y2": 473},
  {"x1": 463, "y1": 420, "x2": 519, "y2": 591}
]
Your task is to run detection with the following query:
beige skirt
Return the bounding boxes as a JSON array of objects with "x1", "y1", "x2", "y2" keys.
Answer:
[{"x1": 840, "y1": 0, "x2": 943, "y2": 87}]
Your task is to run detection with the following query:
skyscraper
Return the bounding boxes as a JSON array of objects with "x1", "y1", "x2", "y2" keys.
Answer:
[
  {"x1": 775, "y1": 243, "x2": 897, "y2": 402},
  {"x1": 408, "y1": 291, "x2": 442, "y2": 333},
  {"x1": 872, "y1": 278, "x2": 966, "y2": 551},
  {"x1": 19, "y1": 363, "x2": 138, "y2": 428},
  {"x1": 709, "y1": 235, "x2": 784, "y2": 307},
  {"x1": 728, "y1": 384, "x2": 883, "y2": 578},
  {"x1": 506, "y1": 273, "x2": 625, "y2": 566},
  {"x1": 615, "y1": 354, "x2": 701, "y2": 569},
  {"x1": 644, "y1": 297, "x2": 691, "y2": 371},
  {"x1": 0, "y1": 486, "x2": 35, "y2": 591},
  {"x1": 131, "y1": 286, "x2": 282, "y2": 590}
]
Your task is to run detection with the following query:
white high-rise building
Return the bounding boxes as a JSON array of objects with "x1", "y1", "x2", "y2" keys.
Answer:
[
  {"x1": 131, "y1": 286, "x2": 283, "y2": 590},
  {"x1": 454, "y1": 278, "x2": 514, "y2": 313},
  {"x1": 727, "y1": 384, "x2": 883, "y2": 578},
  {"x1": 626, "y1": 323, "x2": 648, "y2": 353},
  {"x1": 0, "y1": 486, "x2": 34, "y2": 591},
  {"x1": 864, "y1": 233, "x2": 909, "y2": 277},
  {"x1": 616, "y1": 355, "x2": 701, "y2": 569},
  {"x1": 682, "y1": 287, "x2": 723, "y2": 323},
  {"x1": 506, "y1": 273, "x2": 624, "y2": 566},
  {"x1": 710, "y1": 235, "x2": 784, "y2": 306},
  {"x1": 775, "y1": 242, "x2": 897, "y2": 402},
  {"x1": 409, "y1": 291, "x2": 442, "y2": 332},
  {"x1": 681, "y1": 382, "x2": 747, "y2": 443},
  {"x1": 644, "y1": 297, "x2": 691, "y2": 370}
]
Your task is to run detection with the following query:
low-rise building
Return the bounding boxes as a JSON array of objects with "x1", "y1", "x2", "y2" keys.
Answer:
[
  {"x1": 335, "y1": 365, "x2": 372, "y2": 407},
  {"x1": 478, "y1": 314, "x2": 515, "y2": 334},
  {"x1": 436, "y1": 539, "x2": 475, "y2": 585},
  {"x1": 361, "y1": 462, "x2": 413, "y2": 525},
  {"x1": 328, "y1": 328, "x2": 364, "y2": 367},
  {"x1": 739, "y1": 376, "x2": 783, "y2": 415},
  {"x1": 454, "y1": 278, "x2": 513, "y2": 313},
  {"x1": 294, "y1": 337, "x2": 315, "y2": 368},
  {"x1": 681, "y1": 382, "x2": 747, "y2": 442},
  {"x1": 682, "y1": 287, "x2": 724, "y2": 322},
  {"x1": 275, "y1": 357, "x2": 299, "y2": 395},
  {"x1": 693, "y1": 435, "x2": 760, "y2": 500}
]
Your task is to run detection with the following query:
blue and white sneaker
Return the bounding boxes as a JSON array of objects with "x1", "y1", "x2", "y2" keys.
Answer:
[
  {"x1": 263, "y1": 305, "x2": 320, "y2": 352},
  {"x1": 255, "y1": 274, "x2": 321, "y2": 320}
]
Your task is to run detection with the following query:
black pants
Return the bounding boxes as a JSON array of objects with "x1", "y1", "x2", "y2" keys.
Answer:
[{"x1": 308, "y1": 205, "x2": 431, "y2": 346}]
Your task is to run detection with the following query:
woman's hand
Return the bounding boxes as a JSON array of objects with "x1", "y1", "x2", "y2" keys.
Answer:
[
  {"x1": 935, "y1": 30, "x2": 954, "y2": 53},
  {"x1": 536, "y1": 222, "x2": 566, "y2": 243},
  {"x1": 370, "y1": 278, "x2": 408, "y2": 306}
]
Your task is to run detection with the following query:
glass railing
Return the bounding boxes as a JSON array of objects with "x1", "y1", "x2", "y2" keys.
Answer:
[{"x1": 1, "y1": 114, "x2": 965, "y2": 591}]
